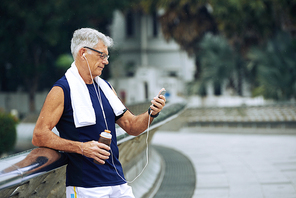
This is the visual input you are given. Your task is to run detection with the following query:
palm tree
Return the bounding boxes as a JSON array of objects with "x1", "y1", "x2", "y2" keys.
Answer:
[
  {"x1": 248, "y1": 32, "x2": 296, "y2": 100},
  {"x1": 194, "y1": 33, "x2": 245, "y2": 96}
]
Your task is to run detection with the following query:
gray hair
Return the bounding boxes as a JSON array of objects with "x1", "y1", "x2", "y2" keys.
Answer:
[{"x1": 70, "y1": 28, "x2": 114, "y2": 59}]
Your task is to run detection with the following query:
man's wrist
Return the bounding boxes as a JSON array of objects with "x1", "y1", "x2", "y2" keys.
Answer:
[
  {"x1": 80, "y1": 142, "x2": 84, "y2": 156},
  {"x1": 148, "y1": 107, "x2": 159, "y2": 118}
]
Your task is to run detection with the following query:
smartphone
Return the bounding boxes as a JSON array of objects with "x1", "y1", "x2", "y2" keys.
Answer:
[
  {"x1": 152, "y1": 88, "x2": 166, "y2": 108},
  {"x1": 157, "y1": 88, "x2": 166, "y2": 98}
]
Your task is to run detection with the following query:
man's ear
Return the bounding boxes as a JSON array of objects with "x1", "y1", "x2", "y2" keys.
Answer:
[{"x1": 78, "y1": 48, "x2": 87, "y2": 60}]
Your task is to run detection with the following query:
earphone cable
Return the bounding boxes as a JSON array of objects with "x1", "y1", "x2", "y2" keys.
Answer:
[
  {"x1": 110, "y1": 111, "x2": 151, "y2": 183},
  {"x1": 85, "y1": 58, "x2": 109, "y2": 131},
  {"x1": 84, "y1": 57, "x2": 151, "y2": 183}
]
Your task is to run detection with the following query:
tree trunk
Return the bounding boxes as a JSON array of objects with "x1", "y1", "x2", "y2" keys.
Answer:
[
  {"x1": 29, "y1": 89, "x2": 36, "y2": 113},
  {"x1": 237, "y1": 67, "x2": 243, "y2": 96}
]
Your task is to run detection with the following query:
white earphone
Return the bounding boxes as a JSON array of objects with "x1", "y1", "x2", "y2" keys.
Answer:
[{"x1": 83, "y1": 49, "x2": 150, "y2": 184}]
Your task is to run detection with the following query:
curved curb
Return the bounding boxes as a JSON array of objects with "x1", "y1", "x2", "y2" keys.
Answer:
[{"x1": 152, "y1": 145, "x2": 196, "y2": 198}]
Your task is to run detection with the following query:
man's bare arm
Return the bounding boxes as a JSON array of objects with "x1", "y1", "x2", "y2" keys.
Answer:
[
  {"x1": 32, "y1": 86, "x2": 110, "y2": 164},
  {"x1": 116, "y1": 95, "x2": 166, "y2": 136}
]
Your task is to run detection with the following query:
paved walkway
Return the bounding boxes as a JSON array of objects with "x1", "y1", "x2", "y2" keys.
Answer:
[
  {"x1": 153, "y1": 145, "x2": 196, "y2": 198},
  {"x1": 152, "y1": 127, "x2": 296, "y2": 198}
]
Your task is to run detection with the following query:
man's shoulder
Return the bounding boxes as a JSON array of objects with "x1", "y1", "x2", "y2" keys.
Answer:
[{"x1": 53, "y1": 76, "x2": 69, "y2": 89}]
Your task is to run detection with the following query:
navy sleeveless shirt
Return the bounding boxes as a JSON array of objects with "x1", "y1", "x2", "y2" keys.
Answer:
[{"x1": 54, "y1": 76, "x2": 126, "y2": 187}]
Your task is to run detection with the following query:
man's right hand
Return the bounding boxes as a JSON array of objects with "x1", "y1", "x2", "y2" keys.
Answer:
[{"x1": 82, "y1": 141, "x2": 111, "y2": 164}]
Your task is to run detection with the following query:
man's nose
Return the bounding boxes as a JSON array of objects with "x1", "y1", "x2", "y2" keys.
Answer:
[{"x1": 103, "y1": 59, "x2": 109, "y2": 65}]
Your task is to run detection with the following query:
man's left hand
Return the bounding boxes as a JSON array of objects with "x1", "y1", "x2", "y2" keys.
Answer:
[{"x1": 149, "y1": 95, "x2": 166, "y2": 116}]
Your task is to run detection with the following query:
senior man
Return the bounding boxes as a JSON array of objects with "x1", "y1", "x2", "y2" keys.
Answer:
[{"x1": 32, "y1": 28, "x2": 166, "y2": 198}]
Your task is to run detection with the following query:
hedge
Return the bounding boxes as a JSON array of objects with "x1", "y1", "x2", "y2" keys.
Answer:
[{"x1": 0, "y1": 110, "x2": 18, "y2": 156}]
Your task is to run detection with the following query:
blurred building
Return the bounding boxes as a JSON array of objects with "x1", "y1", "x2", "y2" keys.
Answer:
[{"x1": 109, "y1": 10, "x2": 196, "y2": 105}]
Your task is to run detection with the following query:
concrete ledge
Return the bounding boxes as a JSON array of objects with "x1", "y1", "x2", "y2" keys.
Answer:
[{"x1": 128, "y1": 147, "x2": 165, "y2": 198}]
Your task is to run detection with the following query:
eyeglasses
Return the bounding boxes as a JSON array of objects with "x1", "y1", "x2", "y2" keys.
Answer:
[{"x1": 83, "y1": 46, "x2": 109, "y2": 60}]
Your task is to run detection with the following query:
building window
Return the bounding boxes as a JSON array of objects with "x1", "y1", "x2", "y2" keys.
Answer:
[
  {"x1": 125, "y1": 61, "x2": 136, "y2": 77},
  {"x1": 144, "y1": 82, "x2": 149, "y2": 100},
  {"x1": 126, "y1": 11, "x2": 134, "y2": 37},
  {"x1": 168, "y1": 71, "x2": 178, "y2": 77}
]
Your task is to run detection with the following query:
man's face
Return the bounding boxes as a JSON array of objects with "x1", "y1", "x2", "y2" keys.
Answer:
[{"x1": 85, "y1": 40, "x2": 109, "y2": 77}]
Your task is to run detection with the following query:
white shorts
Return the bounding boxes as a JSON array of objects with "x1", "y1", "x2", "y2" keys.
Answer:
[{"x1": 66, "y1": 183, "x2": 135, "y2": 198}]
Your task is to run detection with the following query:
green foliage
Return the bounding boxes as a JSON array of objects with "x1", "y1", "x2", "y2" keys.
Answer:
[
  {"x1": 143, "y1": 0, "x2": 296, "y2": 99},
  {"x1": 157, "y1": 0, "x2": 218, "y2": 54},
  {"x1": 196, "y1": 33, "x2": 246, "y2": 95},
  {"x1": 0, "y1": 0, "x2": 138, "y2": 112},
  {"x1": 56, "y1": 54, "x2": 74, "y2": 70},
  {"x1": 248, "y1": 32, "x2": 296, "y2": 100},
  {"x1": 198, "y1": 34, "x2": 235, "y2": 83},
  {"x1": 0, "y1": 111, "x2": 18, "y2": 156},
  {"x1": 210, "y1": 0, "x2": 275, "y2": 43},
  {"x1": 187, "y1": 80, "x2": 207, "y2": 96},
  {"x1": 137, "y1": 0, "x2": 208, "y2": 13},
  {"x1": 139, "y1": 0, "x2": 296, "y2": 55}
]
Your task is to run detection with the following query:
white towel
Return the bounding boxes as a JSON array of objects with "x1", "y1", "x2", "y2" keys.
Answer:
[{"x1": 65, "y1": 62, "x2": 126, "y2": 128}]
